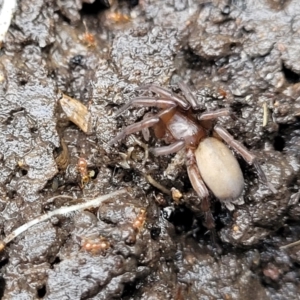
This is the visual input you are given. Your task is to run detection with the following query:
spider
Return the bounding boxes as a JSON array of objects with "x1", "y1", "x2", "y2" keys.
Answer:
[{"x1": 109, "y1": 82, "x2": 276, "y2": 229}]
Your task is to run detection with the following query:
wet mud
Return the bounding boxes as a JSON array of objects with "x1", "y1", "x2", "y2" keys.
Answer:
[{"x1": 0, "y1": 0, "x2": 299, "y2": 299}]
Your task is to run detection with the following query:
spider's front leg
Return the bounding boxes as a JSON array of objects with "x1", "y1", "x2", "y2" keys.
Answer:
[
  {"x1": 214, "y1": 124, "x2": 277, "y2": 193},
  {"x1": 198, "y1": 108, "x2": 233, "y2": 120},
  {"x1": 114, "y1": 98, "x2": 177, "y2": 117},
  {"x1": 177, "y1": 81, "x2": 201, "y2": 110},
  {"x1": 139, "y1": 84, "x2": 190, "y2": 110},
  {"x1": 108, "y1": 116, "x2": 160, "y2": 146},
  {"x1": 186, "y1": 148, "x2": 215, "y2": 229},
  {"x1": 109, "y1": 107, "x2": 176, "y2": 146}
]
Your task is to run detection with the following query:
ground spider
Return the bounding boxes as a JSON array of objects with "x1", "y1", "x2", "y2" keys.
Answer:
[{"x1": 109, "y1": 82, "x2": 275, "y2": 229}]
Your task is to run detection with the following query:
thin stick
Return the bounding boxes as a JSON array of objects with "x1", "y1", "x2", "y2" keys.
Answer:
[
  {"x1": 280, "y1": 240, "x2": 300, "y2": 250},
  {"x1": 262, "y1": 102, "x2": 268, "y2": 127},
  {"x1": 0, "y1": 189, "x2": 127, "y2": 251},
  {"x1": 145, "y1": 174, "x2": 171, "y2": 196}
]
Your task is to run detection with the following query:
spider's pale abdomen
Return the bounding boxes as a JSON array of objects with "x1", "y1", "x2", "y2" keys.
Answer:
[{"x1": 195, "y1": 137, "x2": 244, "y2": 201}]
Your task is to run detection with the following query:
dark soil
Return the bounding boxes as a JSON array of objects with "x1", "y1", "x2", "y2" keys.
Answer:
[{"x1": 0, "y1": 0, "x2": 299, "y2": 299}]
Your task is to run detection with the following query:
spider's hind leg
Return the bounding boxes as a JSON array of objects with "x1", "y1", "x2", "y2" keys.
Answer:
[{"x1": 186, "y1": 148, "x2": 215, "y2": 229}]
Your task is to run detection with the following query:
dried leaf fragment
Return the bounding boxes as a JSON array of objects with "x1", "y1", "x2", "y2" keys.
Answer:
[{"x1": 59, "y1": 94, "x2": 91, "y2": 133}]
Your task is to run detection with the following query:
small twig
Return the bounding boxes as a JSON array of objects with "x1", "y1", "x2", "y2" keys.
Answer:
[
  {"x1": 129, "y1": 136, "x2": 149, "y2": 165},
  {"x1": 280, "y1": 240, "x2": 300, "y2": 250},
  {"x1": 0, "y1": 188, "x2": 127, "y2": 251},
  {"x1": 45, "y1": 194, "x2": 74, "y2": 203},
  {"x1": 0, "y1": 0, "x2": 17, "y2": 45},
  {"x1": 262, "y1": 102, "x2": 269, "y2": 127},
  {"x1": 145, "y1": 174, "x2": 171, "y2": 196}
]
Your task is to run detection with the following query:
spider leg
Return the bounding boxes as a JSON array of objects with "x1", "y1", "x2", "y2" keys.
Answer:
[
  {"x1": 141, "y1": 112, "x2": 155, "y2": 142},
  {"x1": 108, "y1": 116, "x2": 160, "y2": 146},
  {"x1": 177, "y1": 81, "x2": 201, "y2": 110},
  {"x1": 198, "y1": 108, "x2": 233, "y2": 120},
  {"x1": 110, "y1": 107, "x2": 176, "y2": 146},
  {"x1": 114, "y1": 98, "x2": 176, "y2": 117},
  {"x1": 150, "y1": 140, "x2": 185, "y2": 156},
  {"x1": 214, "y1": 124, "x2": 277, "y2": 193},
  {"x1": 186, "y1": 148, "x2": 215, "y2": 229},
  {"x1": 139, "y1": 84, "x2": 190, "y2": 110}
]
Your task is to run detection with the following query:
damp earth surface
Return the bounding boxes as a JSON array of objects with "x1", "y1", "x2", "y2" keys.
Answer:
[{"x1": 0, "y1": 0, "x2": 299, "y2": 299}]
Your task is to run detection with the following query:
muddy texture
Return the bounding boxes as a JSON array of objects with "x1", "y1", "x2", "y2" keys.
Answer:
[{"x1": 0, "y1": 0, "x2": 299, "y2": 299}]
